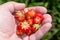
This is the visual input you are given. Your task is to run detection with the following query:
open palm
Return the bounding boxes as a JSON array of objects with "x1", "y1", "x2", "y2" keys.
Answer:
[{"x1": 0, "y1": 2, "x2": 52, "y2": 40}]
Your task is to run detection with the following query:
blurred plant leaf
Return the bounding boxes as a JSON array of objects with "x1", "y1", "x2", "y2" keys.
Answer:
[
  {"x1": 56, "y1": 18, "x2": 60, "y2": 24},
  {"x1": 31, "y1": 0, "x2": 36, "y2": 3},
  {"x1": 44, "y1": 2, "x2": 48, "y2": 8},
  {"x1": 28, "y1": 2, "x2": 44, "y2": 7},
  {"x1": 25, "y1": 0, "x2": 29, "y2": 7},
  {"x1": 0, "y1": 0, "x2": 8, "y2": 4},
  {"x1": 0, "y1": 0, "x2": 3, "y2": 4},
  {"x1": 56, "y1": 3, "x2": 60, "y2": 12}
]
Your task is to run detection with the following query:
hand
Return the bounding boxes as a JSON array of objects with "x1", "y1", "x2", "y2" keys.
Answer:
[{"x1": 0, "y1": 2, "x2": 52, "y2": 40}]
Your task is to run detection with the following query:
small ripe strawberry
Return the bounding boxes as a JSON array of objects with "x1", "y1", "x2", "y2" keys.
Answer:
[
  {"x1": 16, "y1": 20, "x2": 32, "y2": 35},
  {"x1": 21, "y1": 20, "x2": 30, "y2": 29},
  {"x1": 15, "y1": 11, "x2": 25, "y2": 21},
  {"x1": 17, "y1": 22, "x2": 22, "y2": 30},
  {"x1": 25, "y1": 27, "x2": 32, "y2": 35},
  {"x1": 33, "y1": 13, "x2": 43, "y2": 24},
  {"x1": 36, "y1": 13, "x2": 44, "y2": 22},
  {"x1": 33, "y1": 16, "x2": 41, "y2": 24},
  {"x1": 27, "y1": 19, "x2": 33, "y2": 26},
  {"x1": 31, "y1": 27, "x2": 36, "y2": 33},
  {"x1": 25, "y1": 9, "x2": 36, "y2": 19},
  {"x1": 31, "y1": 24, "x2": 40, "y2": 33},
  {"x1": 16, "y1": 30, "x2": 23, "y2": 36},
  {"x1": 21, "y1": 21, "x2": 32, "y2": 35},
  {"x1": 17, "y1": 20, "x2": 30, "y2": 30},
  {"x1": 17, "y1": 22, "x2": 25, "y2": 34},
  {"x1": 33, "y1": 24, "x2": 40, "y2": 30}
]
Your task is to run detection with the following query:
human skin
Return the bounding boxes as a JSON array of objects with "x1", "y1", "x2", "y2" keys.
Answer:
[{"x1": 0, "y1": 2, "x2": 52, "y2": 40}]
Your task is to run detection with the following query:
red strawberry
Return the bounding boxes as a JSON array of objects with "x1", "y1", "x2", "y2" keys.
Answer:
[
  {"x1": 25, "y1": 9, "x2": 36, "y2": 19},
  {"x1": 25, "y1": 27, "x2": 32, "y2": 35},
  {"x1": 16, "y1": 20, "x2": 31, "y2": 35},
  {"x1": 33, "y1": 13, "x2": 43, "y2": 24},
  {"x1": 17, "y1": 22, "x2": 22, "y2": 30},
  {"x1": 31, "y1": 27, "x2": 36, "y2": 33},
  {"x1": 16, "y1": 30, "x2": 23, "y2": 36},
  {"x1": 21, "y1": 20, "x2": 30, "y2": 29},
  {"x1": 27, "y1": 19, "x2": 33, "y2": 26},
  {"x1": 15, "y1": 11, "x2": 25, "y2": 22},
  {"x1": 17, "y1": 22, "x2": 25, "y2": 33},
  {"x1": 36, "y1": 13, "x2": 44, "y2": 22},
  {"x1": 33, "y1": 16, "x2": 41, "y2": 24},
  {"x1": 31, "y1": 24, "x2": 40, "y2": 33},
  {"x1": 33, "y1": 24, "x2": 40, "y2": 30},
  {"x1": 17, "y1": 20, "x2": 30, "y2": 30}
]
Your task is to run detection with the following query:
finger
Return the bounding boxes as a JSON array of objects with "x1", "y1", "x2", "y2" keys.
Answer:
[
  {"x1": 1, "y1": 1, "x2": 25, "y2": 13},
  {"x1": 42, "y1": 14, "x2": 52, "y2": 24},
  {"x1": 23, "y1": 36, "x2": 29, "y2": 40},
  {"x1": 29, "y1": 34, "x2": 36, "y2": 40},
  {"x1": 35, "y1": 23, "x2": 52, "y2": 40},
  {"x1": 10, "y1": 33, "x2": 22, "y2": 40},
  {"x1": 27, "y1": 6, "x2": 47, "y2": 14},
  {"x1": 22, "y1": 34, "x2": 29, "y2": 40}
]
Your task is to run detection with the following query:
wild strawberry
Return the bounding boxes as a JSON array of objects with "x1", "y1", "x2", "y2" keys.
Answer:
[
  {"x1": 16, "y1": 20, "x2": 32, "y2": 35},
  {"x1": 27, "y1": 19, "x2": 33, "y2": 26},
  {"x1": 21, "y1": 20, "x2": 30, "y2": 29},
  {"x1": 17, "y1": 22, "x2": 22, "y2": 30},
  {"x1": 33, "y1": 16, "x2": 41, "y2": 24},
  {"x1": 15, "y1": 11, "x2": 25, "y2": 21},
  {"x1": 31, "y1": 27, "x2": 36, "y2": 33},
  {"x1": 17, "y1": 20, "x2": 30, "y2": 30},
  {"x1": 33, "y1": 24, "x2": 40, "y2": 30},
  {"x1": 16, "y1": 30, "x2": 23, "y2": 36},
  {"x1": 17, "y1": 22, "x2": 25, "y2": 33},
  {"x1": 25, "y1": 27, "x2": 32, "y2": 35},
  {"x1": 25, "y1": 9, "x2": 36, "y2": 19},
  {"x1": 31, "y1": 24, "x2": 40, "y2": 33},
  {"x1": 36, "y1": 13, "x2": 44, "y2": 22},
  {"x1": 33, "y1": 13, "x2": 43, "y2": 24}
]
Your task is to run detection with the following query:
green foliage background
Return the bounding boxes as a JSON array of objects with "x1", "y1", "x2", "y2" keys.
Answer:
[{"x1": 0, "y1": 0, "x2": 60, "y2": 40}]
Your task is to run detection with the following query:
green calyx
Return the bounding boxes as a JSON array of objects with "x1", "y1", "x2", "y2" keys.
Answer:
[{"x1": 33, "y1": 24, "x2": 40, "y2": 30}]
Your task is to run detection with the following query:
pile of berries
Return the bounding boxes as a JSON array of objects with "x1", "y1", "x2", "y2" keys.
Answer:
[{"x1": 15, "y1": 9, "x2": 44, "y2": 36}]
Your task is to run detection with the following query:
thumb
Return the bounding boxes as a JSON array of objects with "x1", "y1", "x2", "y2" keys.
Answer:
[{"x1": 1, "y1": 1, "x2": 25, "y2": 13}]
